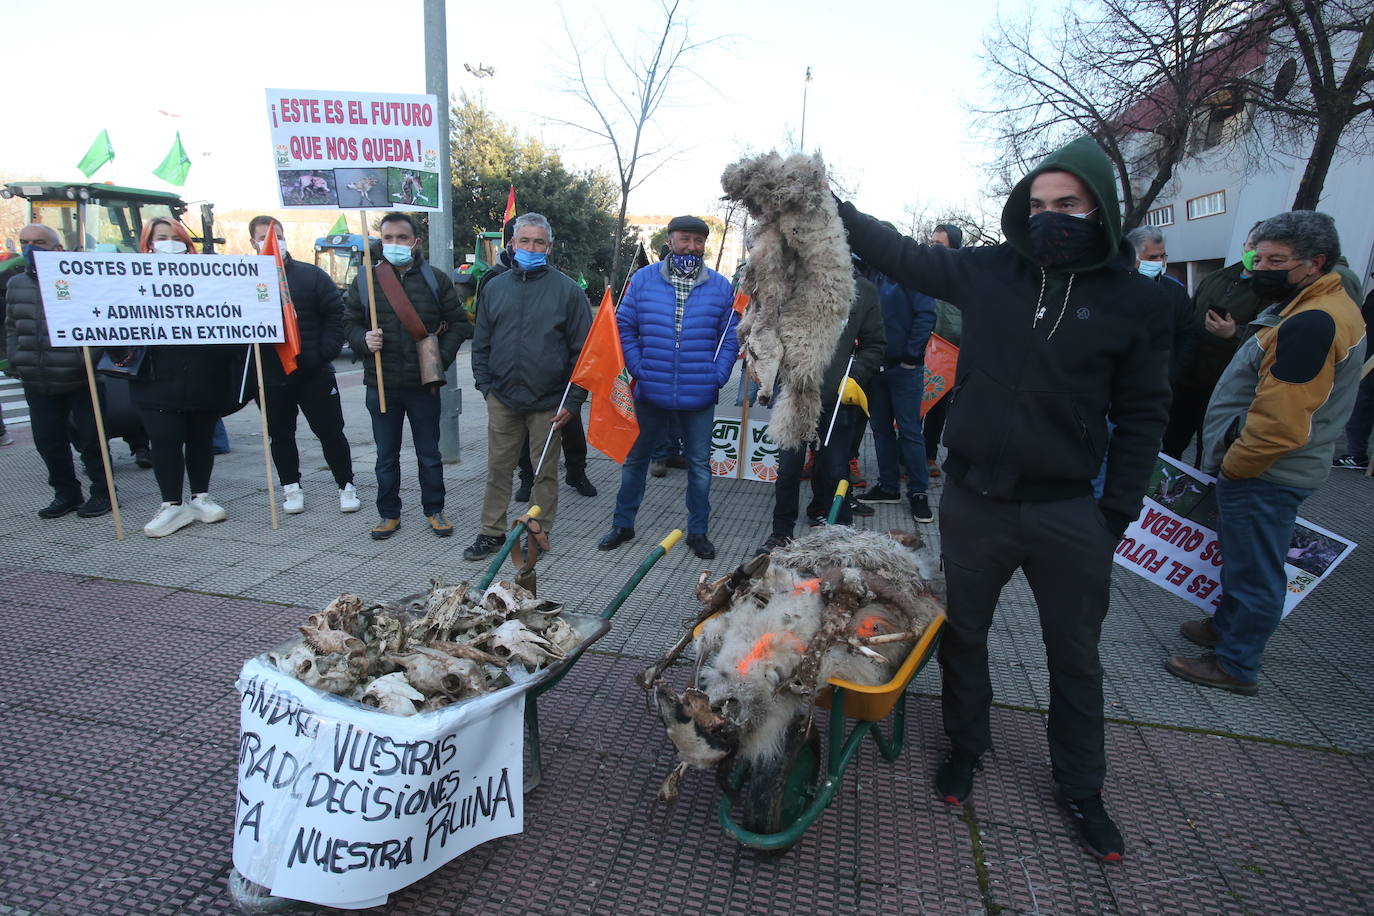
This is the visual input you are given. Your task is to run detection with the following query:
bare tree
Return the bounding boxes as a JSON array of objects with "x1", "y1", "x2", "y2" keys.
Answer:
[
  {"x1": 1242, "y1": 0, "x2": 1374, "y2": 209},
  {"x1": 976, "y1": 0, "x2": 1267, "y2": 230},
  {"x1": 547, "y1": 1, "x2": 726, "y2": 287}
]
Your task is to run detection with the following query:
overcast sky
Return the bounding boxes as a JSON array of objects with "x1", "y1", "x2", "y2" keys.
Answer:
[{"x1": 3, "y1": 0, "x2": 1020, "y2": 226}]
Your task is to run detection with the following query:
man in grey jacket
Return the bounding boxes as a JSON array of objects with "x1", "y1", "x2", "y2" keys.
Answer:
[
  {"x1": 4, "y1": 224, "x2": 110, "y2": 519},
  {"x1": 463, "y1": 213, "x2": 592, "y2": 561}
]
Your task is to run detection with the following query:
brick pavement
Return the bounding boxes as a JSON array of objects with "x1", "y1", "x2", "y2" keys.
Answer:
[{"x1": 0, "y1": 354, "x2": 1370, "y2": 915}]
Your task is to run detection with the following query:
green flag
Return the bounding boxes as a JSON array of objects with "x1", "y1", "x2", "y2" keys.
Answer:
[
  {"x1": 577, "y1": 272, "x2": 588, "y2": 290},
  {"x1": 327, "y1": 213, "x2": 349, "y2": 236},
  {"x1": 77, "y1": 129, "x2": 115, "y2": 178},
  {"x1": 152, "y1": 132, "x2": 192, "y2": 186}
]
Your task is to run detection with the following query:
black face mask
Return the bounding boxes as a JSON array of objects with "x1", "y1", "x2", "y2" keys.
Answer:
[
  {"x1": 1027, "y1": 211, "x2": 1105, "y2": 268},
  {"x1": 1248, "y1": 268, "x2": 1300, "y2": 302}
]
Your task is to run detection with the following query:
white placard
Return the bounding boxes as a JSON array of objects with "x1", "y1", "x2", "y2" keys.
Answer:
[
  {"x1": 234, "y1": 658, "x2": 524, "y2": 909},
  {"x1": 266, "y1": 88, "x2": 442, "y2": 211},
  {"x1": 32, "y1": 251, "x2": 283, "y2": 346},
  {"x1": 1113, "y1": 454, "x2": 1357, "y2": 617}
]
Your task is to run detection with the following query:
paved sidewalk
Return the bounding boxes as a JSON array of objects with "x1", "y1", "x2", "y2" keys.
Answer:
[{"x1": 0, "y1": 354, "x2": 1370, "y2": 915}]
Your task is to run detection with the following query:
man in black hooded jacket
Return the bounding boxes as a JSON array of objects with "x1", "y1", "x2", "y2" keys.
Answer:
[{"x1": 835, "y1": 137, "x2": 1170, "y2": 862}]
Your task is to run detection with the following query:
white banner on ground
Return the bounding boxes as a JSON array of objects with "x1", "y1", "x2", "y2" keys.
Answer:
[
  {"x1": 32, "y1": 252, "x2": 283, "y2": 346},
  {"x1": 233, "y1": 658, "x2": 524, "y2": 909},
  {"x1": 266, "y1": 88, "x2": 442, "y2": 212},
  {"x1": 1113, "y1": 453, "x2": 1357, "y2": 617}
]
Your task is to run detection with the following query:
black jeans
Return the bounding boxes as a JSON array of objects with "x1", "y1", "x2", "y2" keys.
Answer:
[
  {"x1": 772, "y1": 407, "x2": 857, "y2": 535},
  {"x1": 24, "y1": 385, "x2": 106, "y2": 501},
  {"x1": 366, "y1": 386, "x2": 444, "y2": 518},
  {"x1": 938, "y1": 478, "x2": 1116, "y2": 796},
  {"x1": 138, "y1": 407, "x2": 219, "y2": 502},
  {"x1": 1343, "y1": 371, "x2": 1374, "y2": 462},
  {"x1": 262, "y1": 368, "x2": 353, "y2": 488},
  {"x1": 923, "y1": 396, "x2": 948, "y2": 462},
  {"x1": 518, "y1": 404, "x2": 587, "y2": 482},
  {"x1": 1161, "y1": 383, "x2": 1210, "y2": 463}
]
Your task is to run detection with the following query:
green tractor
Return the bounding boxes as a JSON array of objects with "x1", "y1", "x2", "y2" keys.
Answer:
[
  {"x1": 453, "y1": 229, "x2": 506, "y2": 318},
  {"x1": 1, "y1": 180, "x2": 220, "y2": 254}
]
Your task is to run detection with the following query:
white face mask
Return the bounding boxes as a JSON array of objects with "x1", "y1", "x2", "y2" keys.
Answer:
[{"x1": 152, "y1": 239, "x2": 187, "y2": 254}]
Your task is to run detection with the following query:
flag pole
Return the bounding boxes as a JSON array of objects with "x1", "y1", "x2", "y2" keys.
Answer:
[
  {"x1": 359, "y1": 209, "x2": 386, "y2": 413},
  {"x1": 736, "y1": 356, "x2": 751, "y2": 480},
  {"x1": 253, "y1": 343, "x2": 280, "y2": 530},
  {"x1": 822, "y1": 354, "x2": 855, "y2": 447},
  {"x1": 532, "y1": 381, "x2": 573, "y2": 482},
  {"x1": 81, "y1": 348, "x2": 123, "y2": 540}
]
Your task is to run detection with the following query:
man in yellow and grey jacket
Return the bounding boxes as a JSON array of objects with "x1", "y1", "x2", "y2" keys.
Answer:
[{"x1": 1166, "y1": 211, "x2": 1365, "y2": 695}]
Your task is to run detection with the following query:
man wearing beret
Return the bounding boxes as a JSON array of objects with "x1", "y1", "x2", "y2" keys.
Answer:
[{"x1": 598, "y1": 215, "x2": 739, "y2": 559}]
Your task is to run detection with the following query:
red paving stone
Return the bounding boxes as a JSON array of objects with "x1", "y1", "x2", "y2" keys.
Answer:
[{"x1": 1, "y1": 570, "x2": 1371, "y2": 915}]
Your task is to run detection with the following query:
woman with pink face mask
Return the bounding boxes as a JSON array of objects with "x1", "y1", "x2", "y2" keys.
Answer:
[{"x1": 128, "y1": 218, "x2": 242, "y2": 537}]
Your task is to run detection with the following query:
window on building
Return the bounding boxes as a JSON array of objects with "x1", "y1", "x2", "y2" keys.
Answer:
[
  {"x1": 1145, "y1": 205, "x2": 1174, "y2": 227},
  {"x1": 1187, "y1": 191, "x2": 1226, "y2": 220}
]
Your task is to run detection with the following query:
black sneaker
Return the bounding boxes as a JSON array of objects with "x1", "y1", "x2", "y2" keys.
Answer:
[
  {"x1": 567, "y1": 474, "x2": 598, "y2": 498},
  {"x1": 77, "y1": 494, "x2": 112, "y2": 518},
  {"x1": 686, "y1": 533, "x2": 716, "y2": 559},
  {"x1": 1332, "y1": 454, "x2": 1366, "y2": 470},
  {"x1": 134, "y1": 446, "x2": 154, "y2": 469},
  {"x1": 806, "y1": 514, "x2": 827, "y2": 527},
  {"x1": 935, "y1": 748, "x2": 982, "y2": 805},
  {"x1": 462, "y1": 533, "x2": 504, "y2": 561},
  {"x1": 1061, "y1": 792, "x2": 1125, "y2": 862},
  {"x1": 514, "y1": 479, "x2": 533, "y2": 502},
  {"x1": 848, "y1": 497, "x2": 875, "y2": 517},
  {"x1": 857, "y1": 486, "x2": 901, "y2": 504},
  {"x1": 756, "y1": 533, "x2": 792, "y2": 555},
  {"x1": 38, "y1": 495, "x2": 83, "y2": 519},
  {"x1": 910, "y1": 493, "x2": 934, "y2": 523}
]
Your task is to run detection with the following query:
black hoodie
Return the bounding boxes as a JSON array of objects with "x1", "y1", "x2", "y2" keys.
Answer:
[{"x1": 837, "y1": 137, "x2": 1170, "y2": 535}]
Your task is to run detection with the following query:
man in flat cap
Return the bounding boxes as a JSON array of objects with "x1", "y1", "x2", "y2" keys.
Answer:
[{"x1": 598, "y1": 215, "x2": 739, "y2": 559}]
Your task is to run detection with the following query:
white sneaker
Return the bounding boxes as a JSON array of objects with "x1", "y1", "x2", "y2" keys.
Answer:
[
  {"x1": 144, "y1": 501, "x2": 196, "y2": 538},
  {"x1": 339, "y1": 482, "x2": 361, "y2": 513},
  {"x1": 0, "y1": 432, "x2": 14, "y2": 446},
  {"x1": 189, "y1": 492, "x2": 226, "y2": 523},
  {"x1": 282, "y1": 483, "x2": 305, "y2": 514}
]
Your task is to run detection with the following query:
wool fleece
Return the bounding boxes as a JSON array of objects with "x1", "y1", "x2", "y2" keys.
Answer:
[{"x1": 722, "y1": 151, "x2": 855, "y2": 448}]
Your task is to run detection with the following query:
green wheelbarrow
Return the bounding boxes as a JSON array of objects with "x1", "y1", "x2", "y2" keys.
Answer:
[
  {"x1": 477, "y1": 508, "x2": 685, "y2": 792},
  {"x1": 713, "y1": 481, "x2": 946, "y2": 853}
]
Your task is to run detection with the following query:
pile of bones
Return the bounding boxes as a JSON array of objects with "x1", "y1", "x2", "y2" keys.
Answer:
[{"x1": 267, "y1": 581, "x2": 581, "y2": 715}]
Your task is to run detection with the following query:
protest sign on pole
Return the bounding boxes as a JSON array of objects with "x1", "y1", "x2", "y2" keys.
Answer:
[
  {"x1": 265, "y1": 89, "x2": 443, "y2": 212},
  {"x1": 34, "y1": 251, "x2": 283, "y2": 535},
  {"x1": 234, "y1": 658, "x2": 525, "y2": 909},
  {"x1": 1113, "y1": 453, "x2": 1357, "y2": 617}
]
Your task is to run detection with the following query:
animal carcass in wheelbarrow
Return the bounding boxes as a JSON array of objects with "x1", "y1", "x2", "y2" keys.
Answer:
[{"x1": 641, "y1": 526, "x2": 943, "y2": 803}]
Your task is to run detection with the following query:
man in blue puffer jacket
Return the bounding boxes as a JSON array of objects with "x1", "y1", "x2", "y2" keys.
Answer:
[{"x1": 598, "y1": 215, "x2": 739, "y2": 559}]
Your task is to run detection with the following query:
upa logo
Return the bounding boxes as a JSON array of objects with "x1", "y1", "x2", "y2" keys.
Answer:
[
  {"x1": 923, "y1": 368, "x2": 948, "y2": 406},
  {"x1": 748, "y1": 423, "x2": 779, "y2": 482},
  {"x1": 422, "y1": 148, "x2": 438, "y2": 170},
  {"x1": 711, "y1": 418, "x2": 741, "y2": 477},
  {"x1": 274, "y1": 145, "x2": 290, "y2": 166},
  {"x1": 53, "y1": 279, "x2": 71, "y2": 300},
  {"x1": 255, "y1": 283, "x2": 269, "y2": 301}
]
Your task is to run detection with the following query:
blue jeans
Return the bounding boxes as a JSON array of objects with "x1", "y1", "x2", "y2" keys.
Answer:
[
  {"x1": 650, "y1": 411, "x2": 684, "y2": 462},
  {"x1": 613, "y1": 402, "x2": 715, "y2": 534},
  {"x1": 868, "y1": 364, "x2": 928, "y2": 495},
  {"x1": 366, "y1": 386, "x2": 444, "y2": 518},
  {"x1": 1213, "y1": 476, "x2": 1313, "y2": 682}
]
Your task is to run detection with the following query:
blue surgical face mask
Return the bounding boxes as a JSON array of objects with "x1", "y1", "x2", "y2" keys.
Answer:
[
  {"x1": 514, "y1": 248, "x2": 547, "y2": 270},
  {"x1": 382, "y1": 244, "x2": 413, "y2": 267},
  {"x1": 1137, "y1": 259, "x2": 1166, "y2": 279}
]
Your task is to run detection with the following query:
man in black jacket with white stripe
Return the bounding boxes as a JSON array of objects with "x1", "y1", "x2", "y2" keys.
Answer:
[{"x1": 250, "y1": 217, "x2": 358, "y2": 516}]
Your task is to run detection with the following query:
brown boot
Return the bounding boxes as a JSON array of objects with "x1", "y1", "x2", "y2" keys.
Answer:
[
  {"x1": 1179, "y1": 617, "x2": 1220, "y2": 649},
  {"x1": 1164, "y1": 654, "x2": 1258, "y2": 696}
]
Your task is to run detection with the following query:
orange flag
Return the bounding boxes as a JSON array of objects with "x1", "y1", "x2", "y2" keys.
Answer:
[
  {"x1": 732, "y1": 291, "x2": 750, "y2": 314},
  {"x1": 502, "y1": 185, "x2": 516, "y2": 226},
  {"x1": 569, "y1": 289, "x2": 639, "y2": 463},
  {"x1": 259, "y1": 225, "x2": 301, "y2": 375},
  {"x1": 921, "y1": 332, "x2": 958, "y2": 418}
]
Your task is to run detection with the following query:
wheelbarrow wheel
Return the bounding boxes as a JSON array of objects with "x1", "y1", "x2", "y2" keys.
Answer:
[{"x1": 739, "y1": 715, "x2": 821, "y2": 855}]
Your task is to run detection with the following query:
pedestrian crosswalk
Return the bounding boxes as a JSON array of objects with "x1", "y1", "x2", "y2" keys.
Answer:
[{"x1": 0, "y1": 375, "x2": 29, "y2": 427}]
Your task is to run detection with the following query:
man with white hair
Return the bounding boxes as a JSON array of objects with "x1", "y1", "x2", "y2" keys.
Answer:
[
  {"x1": 4, "y1": 224, "x2": 111, "y2": 518},
  {"x1": 464, "y1": 213, "x2": 592, "y2": 561}
]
